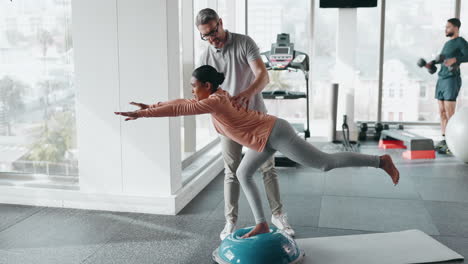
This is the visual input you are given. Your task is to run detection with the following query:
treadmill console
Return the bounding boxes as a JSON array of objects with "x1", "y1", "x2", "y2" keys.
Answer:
[
  {"x1": 261, "y1": 33, "x2": 309, "y2": 72},
  {"x1": 269, "y1": 47, "x2": 293, "y2": 69}
]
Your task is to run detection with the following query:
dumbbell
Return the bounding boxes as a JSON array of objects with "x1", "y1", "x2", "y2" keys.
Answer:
[
  {"x1": 358, "y1": 123, "x2": 368, "y2": 141},
  {"x1": 435, "y1": 54, "x2": 459, "y2": 72},
  {"x1": 417, "y1": 58, "x2": 437, "y2": 74},
  {"x1": 374, "y1": 122, "x2": 384, "y2": 140}
]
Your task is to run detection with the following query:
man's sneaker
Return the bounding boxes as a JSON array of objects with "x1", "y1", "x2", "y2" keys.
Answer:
[
  {"x1": 434, "y1": 140, "x2": 446, "y2": 150},
  {"x1": 220, "y1": 222, "x2": 236, "y2": 240},
  {"x1": 271, "y1": 213, "x2": 295, "y2": 237}
]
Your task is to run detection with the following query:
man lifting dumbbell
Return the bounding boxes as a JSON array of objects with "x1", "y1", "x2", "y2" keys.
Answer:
[
  {"x1": 417, "y1": 58, "x2": 438, "y2": 74},
  {"x1": 425, "y1": 18, "x2": 468, "y2": 154}
]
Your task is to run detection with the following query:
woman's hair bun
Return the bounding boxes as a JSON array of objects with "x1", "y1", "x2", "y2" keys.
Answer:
[{"x1": 216, "y1": 72, "x2": 225, "y2": 85}]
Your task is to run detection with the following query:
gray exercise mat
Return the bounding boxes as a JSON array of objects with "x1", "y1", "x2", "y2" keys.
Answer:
[{"x1": 297, "y1": 230, "x2": 464, "y2": 264}]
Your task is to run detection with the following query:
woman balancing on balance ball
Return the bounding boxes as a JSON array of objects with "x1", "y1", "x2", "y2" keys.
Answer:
[{"x1": 115, "y1": 65, "x2": 400, "y2": 238}]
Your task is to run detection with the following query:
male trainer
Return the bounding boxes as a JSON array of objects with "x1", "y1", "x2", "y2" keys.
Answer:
[
  {"x1": 195, "y1": 8, "x2": 295, "y2": 240},
  {"x1": 429, "y1": 18, "x2": 468, "y2": 154}
]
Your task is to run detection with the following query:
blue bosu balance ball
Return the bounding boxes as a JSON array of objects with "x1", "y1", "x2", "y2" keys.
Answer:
[{"x1": 212, "y1": 226, "x2": 305, "y2": 264}]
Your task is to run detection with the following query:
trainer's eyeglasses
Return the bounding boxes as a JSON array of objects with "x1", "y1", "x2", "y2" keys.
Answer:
[{"x1": 200, "y1": 22, "x2": 220, "y2": 41}]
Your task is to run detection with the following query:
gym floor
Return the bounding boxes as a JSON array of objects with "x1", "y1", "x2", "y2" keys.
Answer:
[{"x1": 0, "y1": 143, "x2": 467, "y2": 264}]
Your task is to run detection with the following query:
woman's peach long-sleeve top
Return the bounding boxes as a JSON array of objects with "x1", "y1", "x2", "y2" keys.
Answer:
[{"x1": 137, "y1": 88, "x2": 277, "y2": 152}]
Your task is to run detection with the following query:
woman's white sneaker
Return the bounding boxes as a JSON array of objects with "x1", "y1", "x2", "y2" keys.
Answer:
[
  {"x1": 271, "y1": 213, "x2": 295, "y2": 237},
  {"x1": 220, "y1": 222, "x2": 236, "y2": 240}
]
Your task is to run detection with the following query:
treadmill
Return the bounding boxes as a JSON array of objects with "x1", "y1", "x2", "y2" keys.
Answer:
[{"x1": 260, "y1": 33, "x2": 310, "y2": 166}]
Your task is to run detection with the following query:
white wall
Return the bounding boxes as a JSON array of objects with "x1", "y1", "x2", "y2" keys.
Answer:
[
  {"x1": 72, "y1": 0, "x2": 123, "y2": 194},
  {"x1": 73, "y1": 0, "x2": 182, "y2": 196}
]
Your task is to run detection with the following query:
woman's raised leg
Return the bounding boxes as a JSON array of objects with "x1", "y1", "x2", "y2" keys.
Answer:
[{"x1": 268, "y1": 119, "x2": 399, "y2": 184}]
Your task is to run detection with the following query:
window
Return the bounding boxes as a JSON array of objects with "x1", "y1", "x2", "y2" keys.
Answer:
[
  {"x1": 217, "y1": 0, "x2": 231, "y2": 29},
  {"x1": 420, "y1": 84, "x2": 427, "y2": 98},
  {"x1": 193, "y1": 1, "x2": 212, "y2": 62},
  {"x1": 309, "y1": 1, "x2": 337, "y2": 136},
  {"x1": 248, "y1": 0, "x2": 310, "y2": 134},
  {"x1": 0, "y1": 0, "x2": 77, "y2": 177},
  {"x1": 388, "y1": 112, "x2": 394, "y2": 121},
  {"x1": 248, "y1": 0, "x2": 309, "y2": 53},
  {"x1": 389, "y1": 87, "x2": 395, "y2": 98},
  {"x1": 383, "y1": 0, "x2": 455, "y2": 122},
  {"x1": 192, "y1": 1, "x2": 219, "y2": 151},
  {"x1": 310, "y1": 2, "x2": 337, "y2": 128},
  {"x1": 354, "y1": 2, "x2": 381, "y2": 122},
  {"x1": 399, "y1": 112, "x2": 403, "y2": 121}
]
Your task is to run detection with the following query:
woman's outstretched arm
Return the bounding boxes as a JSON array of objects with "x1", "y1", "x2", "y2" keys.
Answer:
[
  {"x1": 115, "y1": 97, "x2": 218, "y2": 121},
  {"x1": 138, "y1": 98, "x2": 214, "y2": 117},
  {"x1": 149, "y1": 98, "x2": 198, "y2": 108}
]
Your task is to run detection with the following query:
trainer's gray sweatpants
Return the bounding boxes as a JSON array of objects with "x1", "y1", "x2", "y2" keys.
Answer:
[{"x1": 237, "y1": 118, "x2": 381, "y2": 224}]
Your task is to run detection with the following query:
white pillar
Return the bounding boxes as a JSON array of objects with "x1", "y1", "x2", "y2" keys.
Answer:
[
  {"x1": 181, "y1": 0, "x2": 196, "y2": 153},
  {"x1": 308, "y1": 0, "x2": 316, "y2": 134},
  {"x1": 73, "y1": 0, "x2": 182, "y2": 197},
  {"x1": 335, "y1": 8, "x2": 357, "y2": 129},
  {"x1": 72, "y1": 0, "x2": 122, "y2": 194},
  {"x1": 164, "y1": 0, "x2": 183, "y2": 194}
]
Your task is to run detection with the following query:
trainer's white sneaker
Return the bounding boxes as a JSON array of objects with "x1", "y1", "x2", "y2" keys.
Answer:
[
  {"x1": 220, "y1": 222, "x2": 236, "y2": 240},
  {"x1": 271, "y1": 213, "x2": 295, "y2": 237}
]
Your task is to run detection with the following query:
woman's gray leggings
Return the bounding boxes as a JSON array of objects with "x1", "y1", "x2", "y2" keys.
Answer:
[{"x1": 237, "y1": 118, "x2": 381, "y2": 224}]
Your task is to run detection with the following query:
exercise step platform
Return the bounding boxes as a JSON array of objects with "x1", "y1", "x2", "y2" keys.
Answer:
[{"x1": 379, "y1": 130, "x2": 435, "y2": 160}]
